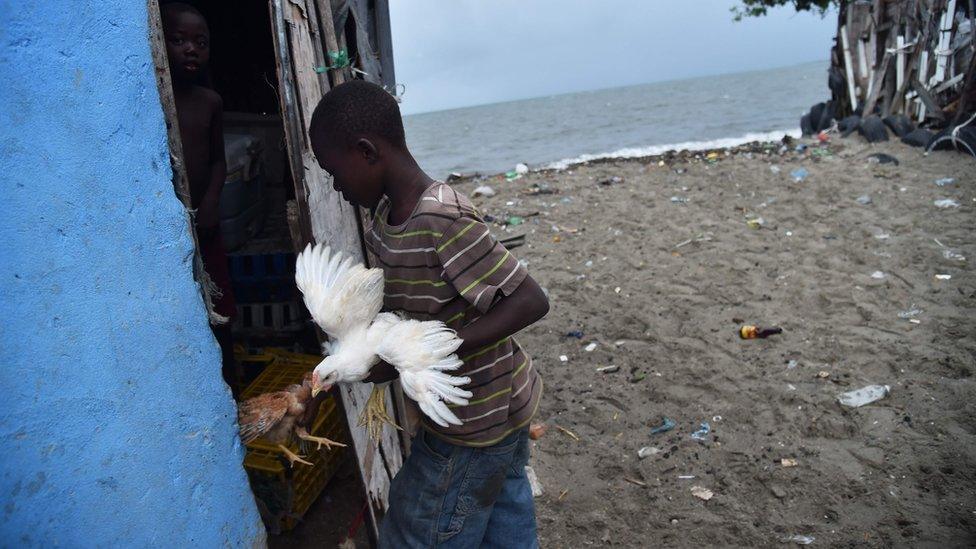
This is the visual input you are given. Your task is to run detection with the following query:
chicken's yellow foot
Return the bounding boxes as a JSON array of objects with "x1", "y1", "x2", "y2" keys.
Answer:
[
  {"x1": 358, "y1": 384, "x2": 402, "y2": 440},
  {"x1": 277, "y1": 444, "x2": 313, "y2": 467},
  {"x1": 296, "y1": 426, "x2": 346, "y2": 451}
]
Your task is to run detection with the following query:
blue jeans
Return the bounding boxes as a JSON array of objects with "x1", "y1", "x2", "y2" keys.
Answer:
[{"x1": 378, "y1": 427, "x2": 538, "y2": 548}]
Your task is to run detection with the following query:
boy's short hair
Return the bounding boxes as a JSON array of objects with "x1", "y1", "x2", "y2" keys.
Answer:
[
  {"x1": 161, "y1": 1, "x2": 205, "y2": 23},
  {"x1": 309, "y1": 80, "x2": 406, "y2": 149}
]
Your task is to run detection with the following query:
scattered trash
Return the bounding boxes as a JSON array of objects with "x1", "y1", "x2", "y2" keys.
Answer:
[
  {"x1": 690, "y1": 486, "x2": 714, "y2": 501},
  {"x1": 870, "y1": 271, "x2": 886, "y2": 279},
  {"x1": 529, "y1": 422, "x2": 547, "y2": 440},
  {"x1": 471, "y1": 185, "x2": 496, "y2": 198},
  {"x1": 623, "y1": 477, "x2": 647, "y2": 487},
  {"x1": 943, "y1": 249, "x2": 966, "y2": 262},
  {"x1": 584, "y1": 342, "x2": 598, "y2": 352},
  {"x1": 816, "y1": 371, "x2": 830, "y2": 379},
  {"x1": 856, "y1": 195, "x2": 873, "y2": 205},
  {"x1": 522, "y1": 183, "x2": 557, "y2": 196},
  {"x1": 638, "y1": 446, "x2": 661, "y2": 459},
  {"x1": 650, "y1": 417, "x2": 676, "y2": 435},
  {"x1": 874, "y1": 233, "x2": 890, "y2": 240},
  {"x1": 670, "y1": 196, "x2": 689, "y2": 204},
  {"x1": 596, "y1": 365, "x2": 619, "y2": 373},
  {"x1": 790, "y1": 167, "x2": 809, "y2": 182},
  {"x1": 524, "y1": 466, "x2": 543, "y2": 497},
  {"x1": 515, "y1": 163, "x2": 529, "y2": 175},
  {"x1": 677, "y1": 475, "x2": 696, "y2": 480},
  {"x1": 867, "y1": 152, "x2": 900, "y2": 165},
  {"x1": 446, "y1": 172, "x2": 463, "y2": 182},
  {"x1": 629, "y1": 373, "x2": 647, "y2": 383},
  {"x1": 795, "y1": 144, "x2": 808, "y2": 153},
  {"x1": 506, "y1": 216, "x2": 524, "y2": 226},
  {"x1": 787, "y1": 359, "x2": 798, "y2": 369},
  {"x1": 585, "y1": 260, "x2": 593, "y2": 267},
  {"x1": 558, "y1": 355, "x2": 568, "y2": 362},
  {"x1": 770, "y1": 165, "x2": 782, "y2": 174},
  {"x1": 554, "y1": 424, "x2": 580, "y2": 442},
  {"x1": 499, "y1": 233, "x2": 526, "y2": 250},
  {"x1": 564, "y1": 330, "x2": 584, "y2": 339},
  {"x1": 934, "y1": 199, "x2": 960, "y2": 209},
  {"x1": 935, "y1": 274, "x2": 952, "y2": 280},
  {"x1": 558, "y1": 489, "x2": 569, "y2": 501},
  {"x1": 504, "y1": 170, "x2": 520, "y2": 181},
  {"x1": 781, "y1": 458, "x2": 799, "y2": 467},
  {"x1": 674, "y1": 232, "x2": 714, "y2": 249},
  {"x1": 711, "y1": 415, "x2": 722, "y2": 422},
  {"x1": 781, "y1": 534, "x2": 815, "y2": 545},
  {"x1": 690, "y1": 422, "x2": 711, "y2": 441},
  {"x1": 897, "y1": 306, "x2": 922, "y2": 319},
  {"x1": 934, "y1": 177, "x2": 956, "y2": 186},
  {"x1": 598, "y1": 176, "x2": 623, "y2": 186},
  {"x1": 739, "y1": 325, "x2": 783, "y2": 339},
  {"x1": 838, "y1": 384, "x2": 890, "y2": 408},
  {"x1": 746, "y1": 217, "x2": 766, "y2": 230}
]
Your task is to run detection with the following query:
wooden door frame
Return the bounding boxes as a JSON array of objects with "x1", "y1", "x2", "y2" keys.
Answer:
[{"x1": 147, "y1": 0, "x2": 403, "y2": 544}]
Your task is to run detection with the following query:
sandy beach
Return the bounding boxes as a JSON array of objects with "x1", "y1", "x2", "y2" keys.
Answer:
[{"x1": 451, "y1": 138, "x2": 975, "y2": 547}]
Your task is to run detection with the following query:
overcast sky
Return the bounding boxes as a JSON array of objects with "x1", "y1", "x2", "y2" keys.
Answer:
[{"x1": 389, "y1": 0, "x2": 837, "y2": 115}]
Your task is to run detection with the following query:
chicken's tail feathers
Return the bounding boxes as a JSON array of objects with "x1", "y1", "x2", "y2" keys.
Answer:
[{"x1": 418, "y1": 394, "x2": 464, "y2": 427}]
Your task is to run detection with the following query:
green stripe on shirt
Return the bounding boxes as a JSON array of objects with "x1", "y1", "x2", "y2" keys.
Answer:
[
  {"x1": 459, "y1": 251, "x2": 510, "y2": 295},
  {"x1": 436, "y1": 220, "x2": 478, "y2": 252},
  {"x1": 385, "y1": 278, "x2": 447, "y2": 287}
]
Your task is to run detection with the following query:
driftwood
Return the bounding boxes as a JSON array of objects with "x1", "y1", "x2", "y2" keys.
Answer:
[{"x1": 828, "y1": 0, "x2": 974, "y2": 127}]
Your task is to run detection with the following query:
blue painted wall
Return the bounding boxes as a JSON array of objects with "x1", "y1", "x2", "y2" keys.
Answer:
[{"x1": 0, "y1": 2, "x2": 264, "y2": 546}]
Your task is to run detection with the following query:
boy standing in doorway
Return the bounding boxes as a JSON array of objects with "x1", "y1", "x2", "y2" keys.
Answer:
[
  {"x1": 309, "y1": 80, "x2": 548, "y2": 548},
  {"x1": 162, "y1": 3, "x2": 239, "y2": 393}
]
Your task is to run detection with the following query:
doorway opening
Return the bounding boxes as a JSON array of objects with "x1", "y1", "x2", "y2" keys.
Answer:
[{"x1": 148, "y1": 0, "x2": 376, "y2": 545}]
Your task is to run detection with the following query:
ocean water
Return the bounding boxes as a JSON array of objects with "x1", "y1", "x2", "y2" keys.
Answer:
[{"x1": 403, "y1": 61, "x2": 829, "y2": 177}]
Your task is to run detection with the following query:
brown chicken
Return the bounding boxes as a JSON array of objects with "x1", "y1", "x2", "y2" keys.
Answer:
[{"x1": 237, "y1": 373, "x2": 345, "y2": 467}]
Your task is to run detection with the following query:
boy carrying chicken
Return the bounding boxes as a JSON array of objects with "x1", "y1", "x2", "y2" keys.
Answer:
[{"x1": 308, "y1": 80, "x2": 548, "y2": 548}]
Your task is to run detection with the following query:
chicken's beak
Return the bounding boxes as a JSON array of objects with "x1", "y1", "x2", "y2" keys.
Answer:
[{"x1": 311, "y1": 381, "x2": 332, "y2": 398}]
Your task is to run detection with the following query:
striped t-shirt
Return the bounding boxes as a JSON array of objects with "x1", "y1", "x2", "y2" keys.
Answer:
[{"x1": 364, "y1": 182, "x2": 542, "y2": 447}]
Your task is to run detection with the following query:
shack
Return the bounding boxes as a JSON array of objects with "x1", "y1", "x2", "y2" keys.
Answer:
[{"x1": 2, "y1": 0, "x2": 403, "y2": 545}]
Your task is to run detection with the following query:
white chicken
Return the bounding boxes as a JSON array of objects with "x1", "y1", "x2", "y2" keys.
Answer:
[{"x1": 295, "y1": 243, "x2": 472, "y2": 439}]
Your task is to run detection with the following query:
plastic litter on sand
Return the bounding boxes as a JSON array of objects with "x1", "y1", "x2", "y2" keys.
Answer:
[
  {"x1": 471, "y1": 185, "x2": 496, "y2": 197},
  {"x1": 934, "y1": 177, "x2": 956, "y2": 186},
  {"x1": 838, "y1": 384, "x2": 890, "y2": 408},
  {"x1": 690, "y1": 422, "x2": 711, "y2": 440},
  {"x1": 934, "y1": 198, "x2": 960, "y2": 209},
  {"x1": 790, "y1": 167, "x2": 809, "y2": 182},
  {"x1": 781, "y1": 534, "x2": 815, "y2": 545},
  {"x1": 650, "y1": 417, "x2": 676, "y2": 435},
  {"x1": 870, "y1": 271, "x2": 886, "y2": 279}
]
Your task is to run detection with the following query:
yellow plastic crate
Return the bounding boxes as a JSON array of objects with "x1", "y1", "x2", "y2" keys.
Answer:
[{"x1": 240, "y1": 348, "x2": 346, "y2": 531}]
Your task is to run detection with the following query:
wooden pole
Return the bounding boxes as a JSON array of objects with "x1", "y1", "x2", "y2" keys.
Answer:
[{"x1": 841, "y1": 26, "x2": 860, "y2": 109}]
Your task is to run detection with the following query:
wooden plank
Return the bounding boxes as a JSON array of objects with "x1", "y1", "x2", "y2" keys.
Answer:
[
  {"x1": 348, "y1": 0, "x2": 383, "y2": 83},
  {"x1": 269, "y1": 2, "x2": 403, "y2": 538},
  {"x1": 315, "y1": 0, "x2": 351, "y2": 85},
  {"x1": 146, "y1": 0, "x2": 226, "y2": 325},
  {"x1": 373, "y1": 0, "x2": 397, "y2": 90},
  {"x1": 841, "y1": 26, "x2": 860, "y2": 108}
]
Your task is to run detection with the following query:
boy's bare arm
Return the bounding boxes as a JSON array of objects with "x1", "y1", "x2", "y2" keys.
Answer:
[
  {"x1": 197, "y1": 94, "x2": 227, "y2": 229},
  {"x1": 455, "y1": 275, "x2": 549, "y2": 355},
  {"x1": 363, "y1": 276, "x2": 549, "y2": 384}
]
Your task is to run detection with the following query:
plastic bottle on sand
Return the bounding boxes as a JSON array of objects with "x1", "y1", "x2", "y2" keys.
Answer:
[{"x1": 838, "y1": 385, "x2": 890, "y2": 408}]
